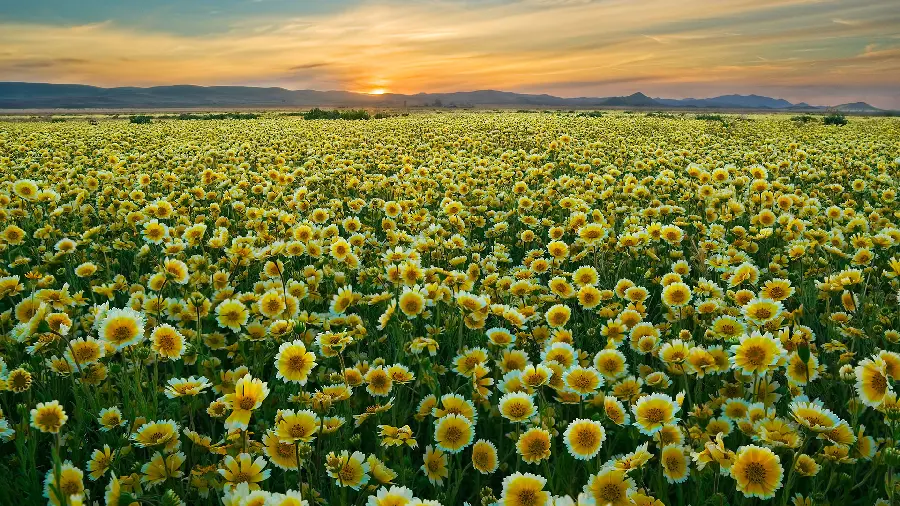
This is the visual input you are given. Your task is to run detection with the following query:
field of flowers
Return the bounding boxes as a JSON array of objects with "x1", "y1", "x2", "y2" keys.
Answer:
[{"x1": 1, "y1": 112, "x2": 899, "y2": 506}]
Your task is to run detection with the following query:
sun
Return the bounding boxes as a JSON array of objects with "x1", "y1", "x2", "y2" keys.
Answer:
[{"x1": 368, "y1": 88, "x2": 387, "y2": 95}]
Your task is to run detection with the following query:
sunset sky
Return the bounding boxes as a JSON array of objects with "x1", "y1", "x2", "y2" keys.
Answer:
[{"x1": 2, "y1": 0, "x2": 899, "y2": 108}]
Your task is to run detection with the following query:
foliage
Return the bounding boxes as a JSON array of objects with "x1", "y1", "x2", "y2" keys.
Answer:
[
  {"x1": 824, "y1": 113, "x2": 849, "y2": 126},
  {"x1": 303, "y1": 108, "x2": 371, "y2": 120},
  {"x1": 128, "y1": 115, "x2": 153, "y2": 124},
  {"x1": 0, "y1": 113, "x2": 899, "y2": 506}
]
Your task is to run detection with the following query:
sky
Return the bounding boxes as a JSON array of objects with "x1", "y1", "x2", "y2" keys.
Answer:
[{"x1": 1, "y1": 0, "x2": 899, "y2": 108}]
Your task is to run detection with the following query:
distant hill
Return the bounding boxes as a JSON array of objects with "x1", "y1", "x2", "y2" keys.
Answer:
[
  {"x1": 832, "y1": 102, "x2": 881, "y2": 113},
  {"x1": 655, "y1": 94, "x2": 797, "y2": 109},
  {"x1": 0, "y1": 82, "x2": 886, "y2": 112}
]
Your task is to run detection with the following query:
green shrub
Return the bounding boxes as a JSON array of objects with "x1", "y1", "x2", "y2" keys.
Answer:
[
  {"x1": 129, "y1": 115, "x2": 152, "y2": 124},
  {"x1": 302, "y1": 108, "x2": 371, "y2": 120},
  {"x1": 696, "y1": 113, "x2": 725, "y2": 122},
  {"x1": 823, "y1": 113, "x2": 848, "y2": 126},
  {"x1": 791, "y1": 115, "x2": 816, "y2": 124}
]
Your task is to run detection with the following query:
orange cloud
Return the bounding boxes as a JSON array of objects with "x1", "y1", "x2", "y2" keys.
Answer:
[{"x1": 1, "y1": 0, "x2": 897, "y2": 106}]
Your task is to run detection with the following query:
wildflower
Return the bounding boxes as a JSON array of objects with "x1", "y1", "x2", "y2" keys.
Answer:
[
  {"x1": 220, "y1": 453, "x2": 270, "y2": 492},
  {"x1": 563, "y1": 419, "x2": 605, "y2": 460},
  {"x1": 31, "y1": 400, "x2": 67, "y2": 433},
  {"x1": 730, "y1": 445, "x2": 783, "y2": 499}
]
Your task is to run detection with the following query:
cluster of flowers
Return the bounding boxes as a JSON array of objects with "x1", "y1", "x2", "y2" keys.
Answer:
[{"x1": 0, "y1": 113, "x2": 899, "y2": 506}]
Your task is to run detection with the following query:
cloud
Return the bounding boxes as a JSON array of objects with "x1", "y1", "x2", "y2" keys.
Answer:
[{"x1": 0, "y1": 0, "x2": 898, "y2": 107}]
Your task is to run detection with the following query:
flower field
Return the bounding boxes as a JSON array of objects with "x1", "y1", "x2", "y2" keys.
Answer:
[{"x1": 1, "y1": 112, "x2": 899, "y2": 506}]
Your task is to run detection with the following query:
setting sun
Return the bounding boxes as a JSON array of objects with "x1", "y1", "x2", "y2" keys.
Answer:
[{"x1": 368, "y1": 88, "x2": 387, "y2": 95}]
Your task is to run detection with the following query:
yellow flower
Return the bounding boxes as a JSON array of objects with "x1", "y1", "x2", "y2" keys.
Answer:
[
  {"x1": 223, "y1": 374, "x2": 270, "y2": 430},
  {"x1": 365, "y1": 366, "x2": 394, "y2": 397},
  {"x1": 855, "y1": 356, "x2": 892, "y2": 407},
  {"x1": 164, "y1": 376, "x2": 212, "y2": 398},
  {"x1": 420, "y1": 445, "x2": 449, "y2": 486},
  {"x1": 471, "y1": 439, "x2": 499, "y2": 474},
  {"x1": 326, "y1": 450, "x2": 370, "y2": 490},
  {"x1": 216, "y1": 298, "x2": 249, "y2": 332},
  {"x1": 262, "y1": 430, "x2": 299, "y2": 470},
  {"x1": 499, "y1": 392, "x2": 536, "y2": 422},
  {"x1": 131, "y1": 419, "x2": 179, "y2": 447},
  {"x1": 87, "y1": 445, "x2": 114, "y2": 481},
  {"x1": 141, "y1": 452, "x2": 185, "y2": 488},
  {"x1": 501, "y1": 472, "x2": 549, "y2": 506},
  {"x1": 434, "y1": 413, "x2": 474, "y2": 453},
  {"x1": 99, "y1": 307, "x2": 146, "y2": 350},
  {"x1": 219, "y1": 453, "x2": 270, "y2": 492},
  {"x1": 258, "y1": 289, "x2": 287, "y2": 318},
  {"x1": 545, "y1": 304, "x2": 571, "y2": 328},
  {"x1": 729, "y1": 331, "x2": 785, "y2": 375},
  {"x1": 516, "y1": 427, "x2": 551, "y2": 464},
  {"x1": 44, "y1": 461, "x2": 84, "y2": 506},
  {"x1": 730, "y1": 445, "x2": 783, "y2": 499},
  {"x1": 661, "y1": 282, "x2": 692, "y2": 307},
  {"x1": 741, "y1": 298, "x2": 783, "y2": 327},
  {"x1": 789, "y1": 400, "x2": 839, "y2": 432},
  {"x1": 275, "y1": 340, "x2": 317, "y2": 385},
  {"x1": 584, "y1": 468, "x2": 634, "y2": 506},
  {"x1": 97, "y1": 407, "x2": 126, "y2": 431},
  {"x1": 163, "y1": 257, "x2": 190, "y2": 285},
  {"x1": 563, "y1": 419, "x2": 605, "y2": 460},
  {"x1": 275, "y1": 409, "x2": 319, "y2": 443},
  {"x1": 150, "y1": 324, "x2": 185, "y2": 360},
  {"x1": 632, "y1": 393, "x2": 679, "y2": 435},
  {"x1": 398, "y1": 285, "x2": 428, "y2": 318},
  {"x1": 31, "y1": 400, "x2": 68, "y2": 433},
  {"x1": 660, "y1": 445, "x2": 690, "y2": 483}
]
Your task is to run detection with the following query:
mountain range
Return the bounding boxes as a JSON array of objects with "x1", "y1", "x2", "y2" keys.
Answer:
[{"x1": 0, "y1": 82, "x2": 885, "y2": 112}]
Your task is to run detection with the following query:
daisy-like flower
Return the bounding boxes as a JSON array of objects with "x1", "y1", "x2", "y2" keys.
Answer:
[
  {"x1": 98, "y1": 307, "x2": 146, "y2": 350},
  {"x1": 661, "y1": 282, "x2": 692, "y2": 307},
  {"x1": 434, "y1": 413, "x2": 474, "y2": 453},
  {"x1": 741, "y1": 298, "x2": 783, "y2": 327},
  {"x1": 258, "y1": 289, "x2": 287, "y2": 318},
  {"x1": 216, "y1": 298, "x2": 249, "y2": 332},
  {"x1": 164, "y1": 376, "x2": 212, "y2": 398},
  {"x1": 163, "y1": 257, "x2": 190, "y2": 284},
  {"x1": 223, "y1": 374, "x2": 269, "y2": 430},
  {"x1": 729, "y1": 331, "x2": 785, "y2": 375},
  {"x1": 500, "y1": 472, "x2": 549, "y2": 506},
  {"x1": 499, "y1": 392, "x2": 536, "y2": 422},
  {"x1": 43, "y1": 461, "x2": 84, "y2": 506},
  {"x1": 150, "y1": 324, "x2": 185, "y2": 360},
  {"x1": 262, "y1": 430, "x2": 298, "y2": 470},
  {"x1": 87, "y1": 445, "x2": 114, "y2": 481},
  {"x1": 730, "y1": 445, "x2": 783, "y2": 499},
  {"x1": 326, "y1": 450, "x2": 370, "y2": 490},
  {"x1": 789, "y1": 399, "x2": 840, "y2": 432},
  {"x1": 632, "y1": 393, "x2": 680, "y2": 435},
  {"x1": 367, "y1": 485, "x2": 415, "y2": 506},
  {"x1": 31, "y1": 400, "x2": 68, "y2": 433},
  {"x1": 855, "y1": 356, "x2": 892, "y2": 407},
  {"x1": 276, "y1": 409, "x2": 319, "y2": 443},
  {"x1": 220, "y1": 453, "x2": 270, "y2": 492},
  {"x1": 516, "y1": 427, "x2": 552, "y2": 464},
  {"x1": 131, "y1": 419, "x2": 179, "y2": 447},
  {"x1": 275, "y1": 340, "x2": 317, "y2": 385},
  {"x1": 545, "y1": 303, "x2": 571, "y2": 328},
  {"x1": 563, "y1": 419, "x2": 605, "y2": 460},
  {"x1": 584, "y1": 468, "x2": 634, "y2": 506},
  {"x1": 563, "y1": 365, "x2": 603, "y2": 397},
  {"x1": 421, "y1": 445, "x2": 449, "y2": 485},
  {"x1": 65, "y1": 337, "x2": 105, "y2": 367},
  {"x1": 471, "y1": 439, "x2": 499, "y2": 474},
  {"x1": 660, "y1": 445, "x2": 690, "y2": 483}
]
